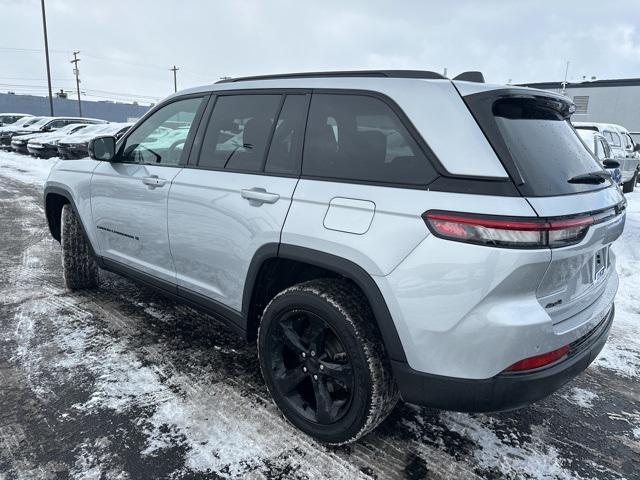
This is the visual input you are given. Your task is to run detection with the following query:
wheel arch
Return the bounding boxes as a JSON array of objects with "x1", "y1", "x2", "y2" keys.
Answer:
[
  {"x1": 243, "y1": 243, "x2": 408, "y2": 363},
  {"x1": 43, "y1": 185, "x2": 97, "y2": 255}
]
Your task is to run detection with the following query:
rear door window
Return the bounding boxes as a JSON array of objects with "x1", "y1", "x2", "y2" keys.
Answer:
[
  {"x1": 490, "y1": 97, "x2": 606, "y2": 196},
  {"x1": 264, "y1": 94, "x2": 308, "y2": 175},
  {"x1": 302, "y1": 94, "x2": 437, "y2": 185},
  {"x1": 198, "y1": 94, "x2": 282, "y2": 172}
]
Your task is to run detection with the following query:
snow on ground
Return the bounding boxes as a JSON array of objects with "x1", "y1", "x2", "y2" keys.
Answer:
[
  {"x1": 0, "y1": 149, "x2": 638, "y2": 479},
  {"x1": 0, "y1": 150, "x2": 56, "y2": 185}
]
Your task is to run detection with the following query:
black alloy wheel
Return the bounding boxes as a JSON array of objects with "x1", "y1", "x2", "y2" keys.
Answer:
[{"x1": 268, "y1": 309, "x2": 355, "y2": 424}]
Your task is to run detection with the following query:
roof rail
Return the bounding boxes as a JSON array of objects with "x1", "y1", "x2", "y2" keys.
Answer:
[
  {"x1": 216, "y1": 70, "x2": 446, "y2": 84},
  {"x1": 453, "y1": 71, "x2": 485, "y2": 83}
]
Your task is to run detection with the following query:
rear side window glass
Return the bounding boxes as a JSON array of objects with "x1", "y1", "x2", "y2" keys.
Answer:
[
  {"x1": 492, "y1": 97, "x2": 604, "y2": 196},
  {"x1": 198, "y1": 94, "x2": 282, "y2": 172},
  {"x1": 265, "y1": 94, "x2": 308, "y2": 175},
  {"x1": 302, "y1": 94, "x2": 437, "y2": 185}
]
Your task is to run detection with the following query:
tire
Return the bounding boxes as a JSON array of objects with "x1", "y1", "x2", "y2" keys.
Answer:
[
  {"x1": 622, "y1": 170, "x2": 637, "y2": 193},
  {"x1": 60, "y1": 203, "x2": 99, "y2": 290},
  {"x1": 258, "y1": 278, "x2": 398, "y2": 444}
]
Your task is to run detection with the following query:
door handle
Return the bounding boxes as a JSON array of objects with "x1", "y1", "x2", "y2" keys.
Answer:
[
  {"x1": 142, "y1": 175, "x2": 167, "y2": 188},
  {"x1": 241, "y1": 188, "x2": 280, "y2": 205}
]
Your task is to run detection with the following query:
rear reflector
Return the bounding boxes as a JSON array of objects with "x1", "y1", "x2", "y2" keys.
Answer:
[
  {"x1": 423, "y1": 211, "x2": 594, "y2": 248},
  {"x1": 504, "y1": 345, "x2": 570, "y2": 372}
]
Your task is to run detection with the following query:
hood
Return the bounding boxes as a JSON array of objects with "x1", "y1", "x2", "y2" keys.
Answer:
[{"x1": 12, "y1": 132, "x2": 42, "y2": 142}]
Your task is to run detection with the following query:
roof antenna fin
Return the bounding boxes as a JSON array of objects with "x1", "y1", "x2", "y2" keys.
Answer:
[{"x1": 453, "y1": 71, "x2": 485, "y2": 83}]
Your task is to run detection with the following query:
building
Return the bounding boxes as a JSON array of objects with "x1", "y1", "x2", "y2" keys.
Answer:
[
  {"x1": 520, "y1": 78, "x2": 640, "y2": 142},
  {"x1": 0, "y1": 92, "x2": 150, "y2": 122}
]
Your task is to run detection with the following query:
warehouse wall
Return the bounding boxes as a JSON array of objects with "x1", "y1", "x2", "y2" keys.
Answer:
[
  {"x1": 535, "y1": 84, "x2": 640, "y2": 136},
  {"x1": 0, "y1": 93, "x2": 150, "y2": 122}
]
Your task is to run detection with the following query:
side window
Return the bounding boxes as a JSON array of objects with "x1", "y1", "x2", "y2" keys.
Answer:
[
  {"x1": 48, "y1": 120, "x2": 67, "y2": 129},
  {"x1": 120, "y1": 96, "x2": 204, "y2": 165},
  {"x1": 264, "y1": 94, "x2": 308, "y2": 175},
  {"x1": 198, "y1": 94, "x2": 282, "y2": 171},
  {"x1": 623, "y1": 133, "x2": 634, "y2": 150},
  {"x1": 606, "y1": 131, "x2": 621, "y2": 147},
  {"x1": 302, "y1": 94, "x2": 437, "y2": 185}
]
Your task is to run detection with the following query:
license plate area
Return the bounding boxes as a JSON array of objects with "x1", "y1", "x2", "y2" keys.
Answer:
[{"x1": 593, "y1": 246, "x2": 609, "y2": 283}]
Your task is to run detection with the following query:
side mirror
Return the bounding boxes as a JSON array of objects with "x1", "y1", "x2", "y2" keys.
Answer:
[
  {"x1": 42, "y1": 125, "x2": 51, "y2": 132},
  {"x1": 602, "y1": 158, "x2": 621, "y2": 169},
  {"x1": 88, "y1": 135, "x2": 117, "y2": 161},
  {"x1": 634, "y1": 143, "x2": 640, "y2": 152}
]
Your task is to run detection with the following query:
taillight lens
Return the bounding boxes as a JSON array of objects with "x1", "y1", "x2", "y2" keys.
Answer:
[
  {"x1": 423, "y1": 211, "x2": 594, "y2": 248},
  {"x1": 504, "y1": 345, "x2": 570, "y2": 372}
]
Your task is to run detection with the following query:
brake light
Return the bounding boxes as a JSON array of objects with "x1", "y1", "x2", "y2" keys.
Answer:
[
  {"x1": 504, "y1": 345, "x2": 569, "y2": 372},
  {"x1": 423, "y1": 211, "x2": 594, "y2": 248}
]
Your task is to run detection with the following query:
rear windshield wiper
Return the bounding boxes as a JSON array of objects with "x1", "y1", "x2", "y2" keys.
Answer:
[{"x1": 567, "y1": 171, "x2": 611, "y2": 184}]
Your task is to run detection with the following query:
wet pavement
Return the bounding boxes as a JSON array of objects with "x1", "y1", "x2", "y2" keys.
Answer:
[{"x1": 0, "y1": 154, "x2": 638, "y2": 479}]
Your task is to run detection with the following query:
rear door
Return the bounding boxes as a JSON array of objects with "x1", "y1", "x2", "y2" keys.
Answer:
[
  {"x1": 91, "y1": 95, "x2": 207, "y2": 284},
  {"x1": 168, "y1": 91, "x2": 308, "y2": 313},
  {"x1": 282, "y1": 92, "x2": 444, "y2": 276}
]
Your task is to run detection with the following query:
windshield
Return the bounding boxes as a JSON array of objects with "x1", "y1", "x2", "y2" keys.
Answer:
[
  {"x1": 20, "y1": 117, "x2": 42, "y2": 127},
  {"x1": 491, "y1": 97, "x2": 605, "y2": 196},
  {"x1": 27, "y1": 118, "x2": 50, "y2": 128},
  {"x1": 576, "y1": 129, "x2": 596, "y2": 154}
]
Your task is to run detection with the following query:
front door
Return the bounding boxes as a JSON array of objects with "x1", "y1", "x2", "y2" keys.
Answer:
[{"x1": 91, "y1": 95, "x2": 207, "y2": 284}]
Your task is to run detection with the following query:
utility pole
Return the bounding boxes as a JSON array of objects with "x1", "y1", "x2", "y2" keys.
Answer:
[
  {"x1": 561, "y1": 61, "x2": 570, "y2": 96},
  {"x1": 70, "y1": 51, "x2": 82, "y2": 116},
  {"x1": 40, "y1": 0, "x2": 54, "y2": 115},
  {"x1": 170, "y1": 65, "x2": 179, "y2": 93}
]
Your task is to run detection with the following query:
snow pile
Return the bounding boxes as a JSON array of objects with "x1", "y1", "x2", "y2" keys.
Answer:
[
  {"x1": 0, "y1": 150, "x2": 55, "y2": 186},
  {"x1": 594, "y1": 189, "x2": 640, "y2": 379}
]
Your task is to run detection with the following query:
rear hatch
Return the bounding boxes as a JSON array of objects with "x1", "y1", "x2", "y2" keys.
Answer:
[{"x1": 458, "y1": 85, "x2": 625, "y2": 328}]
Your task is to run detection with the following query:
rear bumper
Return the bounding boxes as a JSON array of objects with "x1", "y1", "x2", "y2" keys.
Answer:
[{"x1": 392, "y1": 304, "x2": 613, "y2": 412}]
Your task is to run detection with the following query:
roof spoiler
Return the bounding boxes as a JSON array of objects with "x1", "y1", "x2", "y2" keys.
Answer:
[{"x1": 453, "y1": 71, "x2": 485, "y2": 83}]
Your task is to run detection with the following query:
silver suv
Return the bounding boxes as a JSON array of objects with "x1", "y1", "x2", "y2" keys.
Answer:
[{"x1": 44, "y1": 70, "x2": 625, "y2": 444}]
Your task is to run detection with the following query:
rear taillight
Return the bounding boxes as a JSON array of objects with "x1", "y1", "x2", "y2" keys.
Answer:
[
  {"x1": 504, "y1": 345, "x2": 570, "y2": 372},
  {"x1": 423, "y1": 211, "x2": 594, "y2": 248}
]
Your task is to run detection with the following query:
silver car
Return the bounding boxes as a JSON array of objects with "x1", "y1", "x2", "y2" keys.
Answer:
[
  {"x1": 573, "y1": 121, "x2": 640, "y2": 192},
  {"x1": 44, "y1": 70, "x2": 625, "y2": 444}
]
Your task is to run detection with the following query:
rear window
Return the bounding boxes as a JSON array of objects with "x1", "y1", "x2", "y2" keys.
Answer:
[{"x1": 492, "y1": 97, "x2": 606, "y2": 196}]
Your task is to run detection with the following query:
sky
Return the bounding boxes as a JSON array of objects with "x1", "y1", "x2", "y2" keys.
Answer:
[{"x1": 2, "y1": 0, "x2": 640, "y2": 105}]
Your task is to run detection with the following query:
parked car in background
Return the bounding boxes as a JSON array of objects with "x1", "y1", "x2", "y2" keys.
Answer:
[
  {"x1": 576, "y1": 129, "x2": 622, "y2": 184},
  {"x1": 0, "y1": 113, "x2": 32, "y2": 127},
  {"x1": 57, "y1": 123, "x2": 132, "y2": 159},
  {"x1": 0, "y1": 116, "x2": 46, "y2": 149},
  {"x1": 10, "y1": 117, "x2": 107, "y2": 154},
  {"x1": 573, "y1": 122, "x2": 640, "y2": 192},
  {"x1": 27, "y1": 123, "x2": 91, "y2": 158}
]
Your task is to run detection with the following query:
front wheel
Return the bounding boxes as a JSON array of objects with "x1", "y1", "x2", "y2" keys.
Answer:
[
  {"x1": 258, "y1": 279, "x2": 398, "y2": 444},
  {"x1": 61, "y1": 204, "x2": 99, "y2": 290}
]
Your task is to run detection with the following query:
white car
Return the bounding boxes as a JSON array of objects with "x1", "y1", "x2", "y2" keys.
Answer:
[{"x1": 573, "y1": 122, "x2": 640, "y2": 192}]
